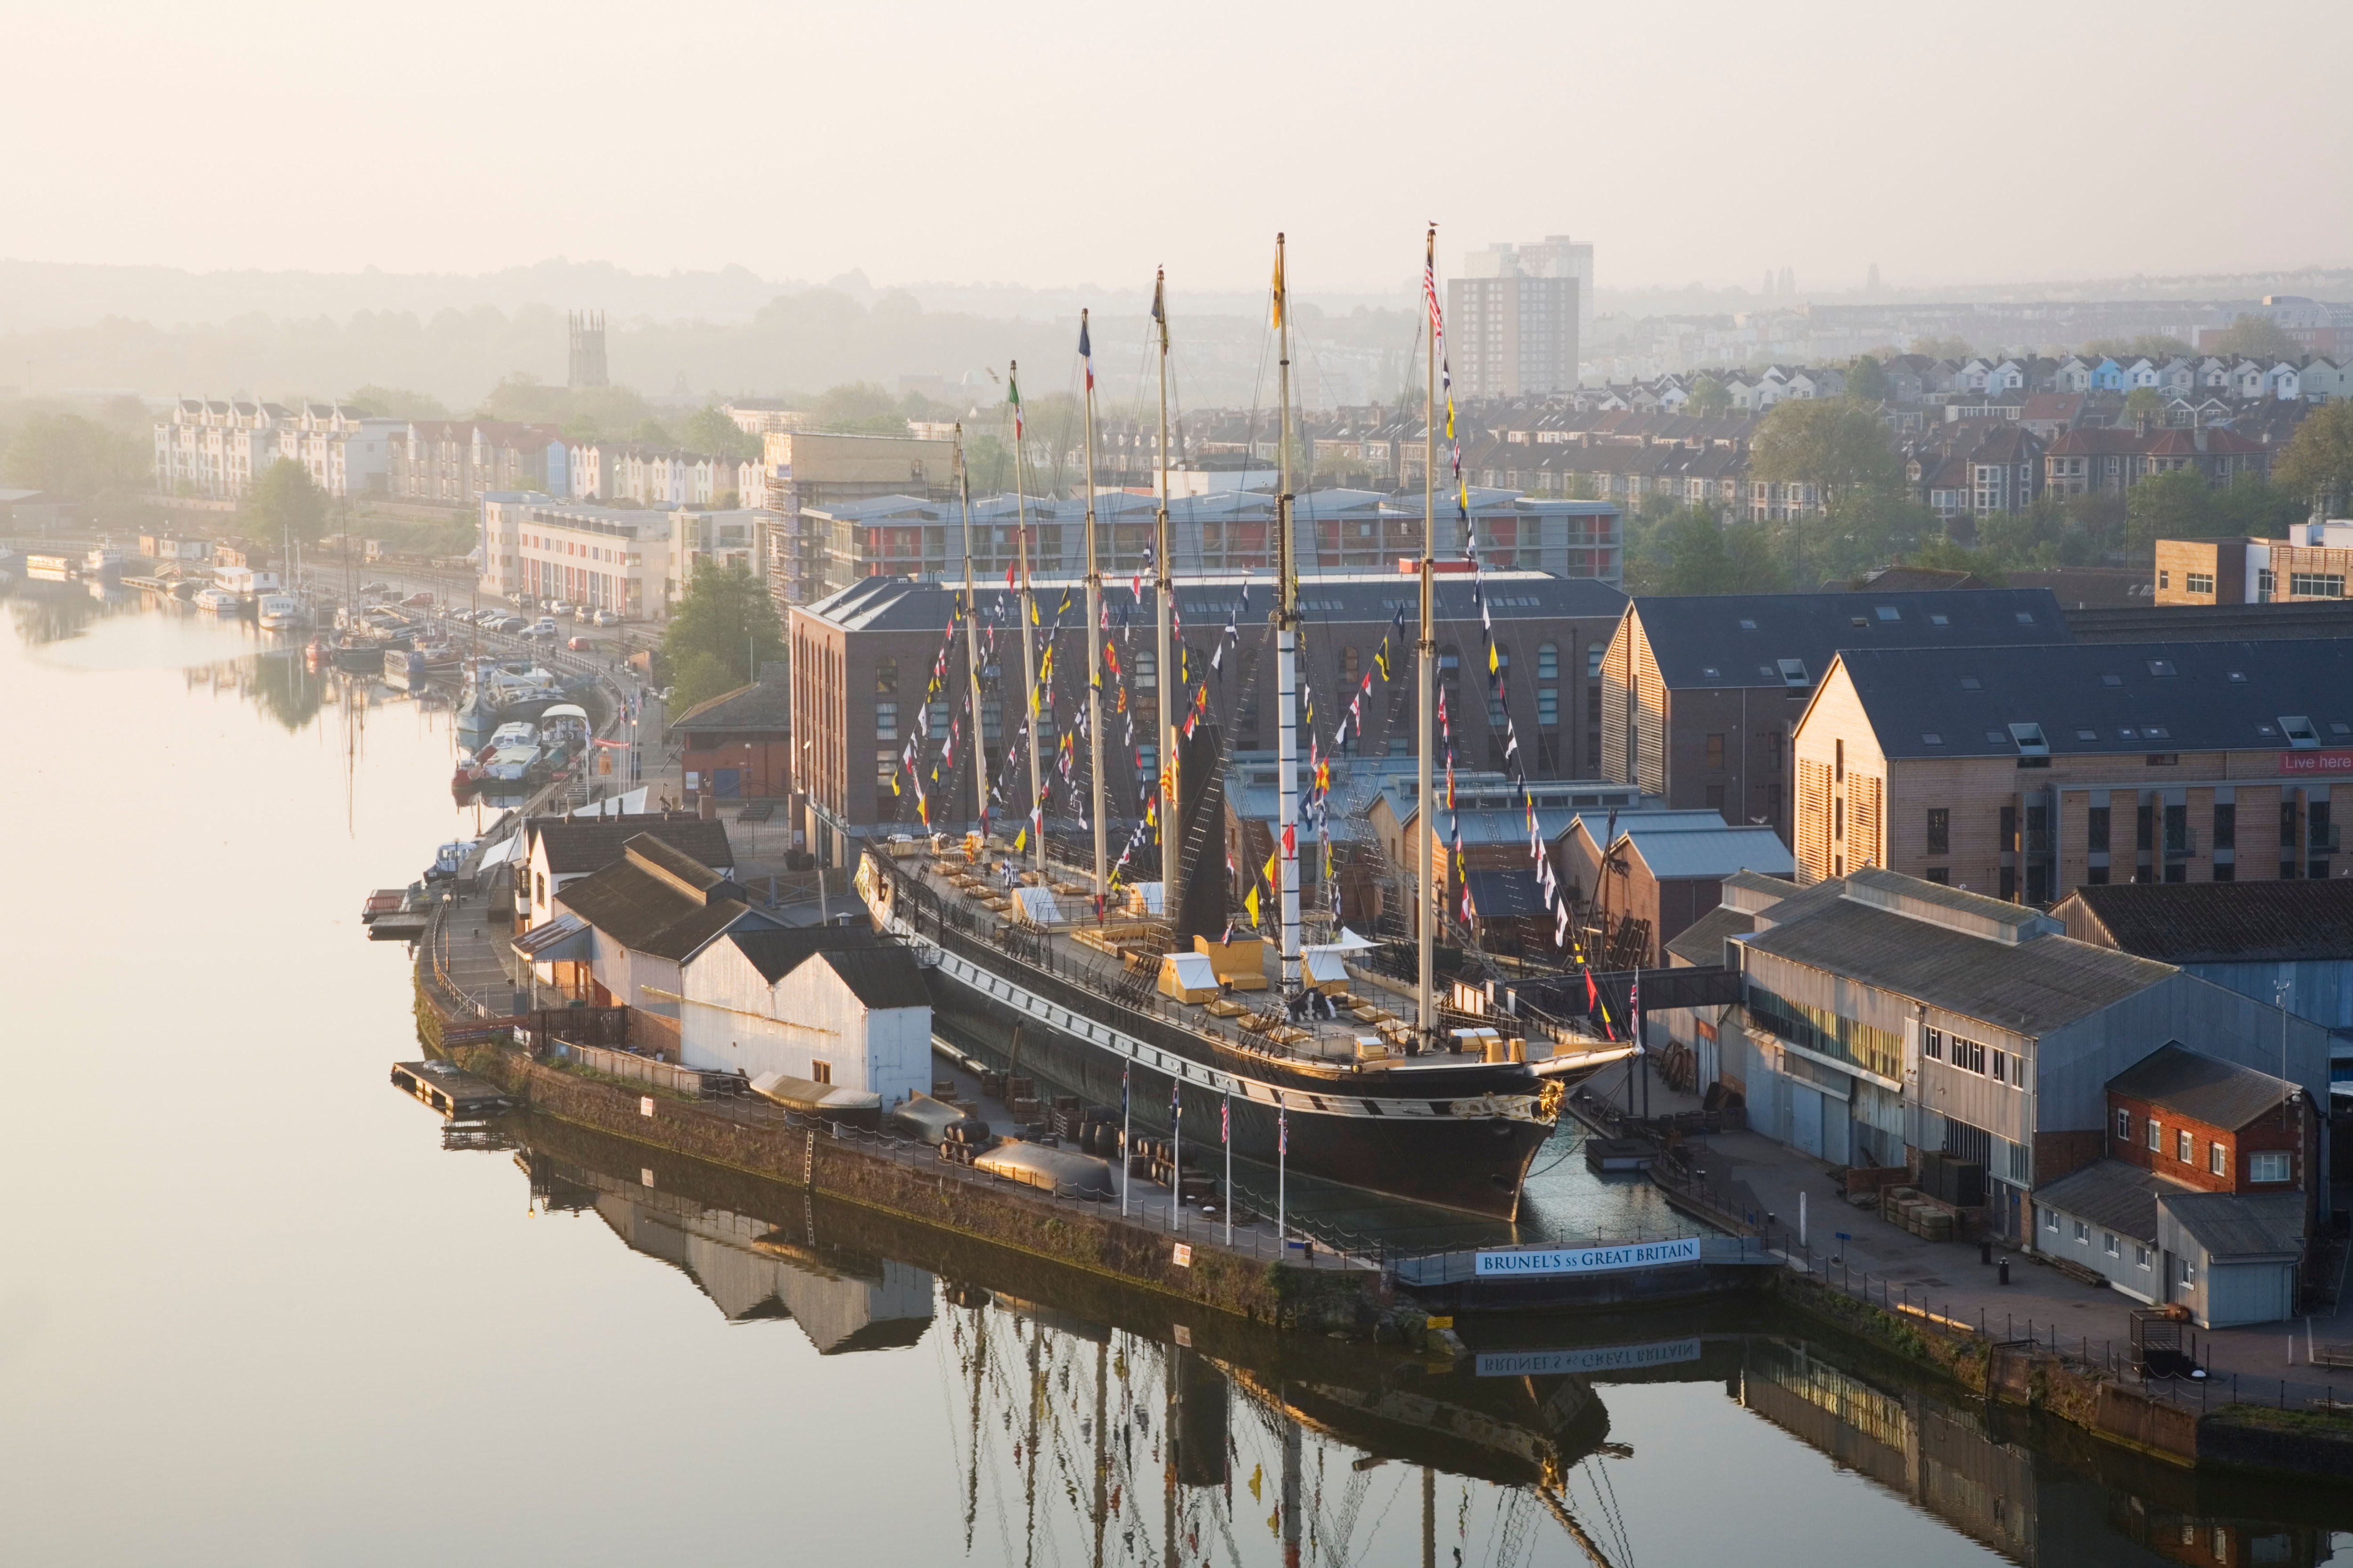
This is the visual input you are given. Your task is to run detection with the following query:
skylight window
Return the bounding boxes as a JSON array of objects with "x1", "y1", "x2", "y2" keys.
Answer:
[
  {"x1": 2332, "y1": 722, "x2": 2350, "y2": 736},
  {"x1": 2144, "y1": 725, "x2": 2170, "y2": 739},
  {"x1": 2147, "y1": 659, "x2": 2177, "y2": 677},
  {"x1": 1929, "y1": 614, "x2": 1949, "y2": 626},
  {"x1": 2015, "y1": 612, "x2": 2036, "y2": 624},
  {"x1": 1960, "y1": 676, "x2": 1982, "y2": 690},
  {"x1": 2118, "y1": 726, "x2": 2139, "y2": 739},
  {"x1": 1737, "y1": 618, "x2": 1757, "y2": 630},
  {"x1": 1922, "y1": 733, "x2": 1943, "y2": 745},
  {"x1": 1876, "y1": 606, "x2": 1901, "y2": 621},
  {"x1": 2101, "y1": 673, "x2": 2123, "y2": 687},
  {"x1": 1850, "y1": 616, "x2": 1868, "y2": 629},
  {"x1": 2077, "y1": 728, "x2": 2098, "y2": 741},
  {"x1": 1702, "y1": 666, "x2": 1721, "y2": 679},
  {"x1": 2257, "y1": 723, "x2": 2278, "y2": 736},
  {"x1": 1985, "y1": 730, "x2": 2008, "y2": 744},
  {"x1": 2228, "y1": 672, "x2": 2248, "y2": 683}
]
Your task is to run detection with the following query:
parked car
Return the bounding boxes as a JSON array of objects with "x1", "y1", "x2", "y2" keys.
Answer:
[
  {"x1": 573, "y1": 604, "x2": 596, "y2": 622},
  {"x1": 402, "y1": 592, "x2": 434, "y2": 608},
  {"x1": 361, "y1": 581, "x2": 393, "y2": 598},
  {"x1": 567, "y1": 635, "x2": 593, "y2": 652},
  {"x1": 591, "y1": 608, "x2": 620, "y2": 627},
  {"x1": 493, "y1": 615, "x2": 527, "y2": 633},
  {"x1": 549, "y1": 600, "x2": 574, "y2": 616}
]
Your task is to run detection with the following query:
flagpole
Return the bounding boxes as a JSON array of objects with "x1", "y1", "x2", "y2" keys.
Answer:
[
  {"x1": 1417, "y1": 225, "x2": 1439, "y2": 1055},
  {"x1": 1277, "y1": 1103, "x2": 1288, "y2": 1254},
  {"x1": 1222, "y1": 1086, "x2": 1233, "y2": 1248},
  {"x1": 1170, "y1": 1076, "x2": 1182, "y2": 1235},
  {"x1": 956, "y1": 424, "x2": 987, "y2": 839},
  {"x1": 1153, "y1": 269, "x2": 1178, "y2": 898},
  {"x1": 1010, "y1": 362, "x2": 1046, "y2": 879},
  {"x1": 1119, "y1": 1062, "x2": 1131, "y2": 1218},
  {"x1": 1081, "y1": 310, "x2": 1109, "y2": 902},
  {"x1": 1273, "y1": 232, "x2": 1302, "y2": 1000}
]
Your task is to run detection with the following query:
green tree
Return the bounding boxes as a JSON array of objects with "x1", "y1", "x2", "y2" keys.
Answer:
[
  {"x1": 347, "y1": 384, "x2": 449, "y2": 419},
  {"x1": 1750, "y1": 399, "x2": 1903, "y2": 511},
  {"x1": 1911, "y1": 335, "x2": 1973, "y2": 362},
  {"x1": 1685, "y1": 377, "x2": 1731, "y2": 417},
  {"x1": 662, "y1": 562, "x2": 784, "y2": 711},
  {"x1": 2272, "y1": 401, "x2": 2353, "y2": 515},
  {"x1": 2206, "y1": 314, "x2": 2298, "y2": 361},
  {"x1": 810, "y1": 380, "x2": 912, "y2": 435},
  {"x1": 248, "y1": 457, "x2": 328, "y2": 544},
  {"x1": 682, "y1": 404, "x2": 760, "y2": 461},
  {"x1": 1, "y1": 411, "x2": 144, "y2": 496},
  {"x1": 1904, "y1": 534, "x2": 2008, "y2": 583},
  {"x1": 2122, "y1": 386, "x2": 2168, "y2": 426},
  {"x1": 2126, "y1": 469, "x2": 2222, "y2": 552},
  {"x1": 1843, "y1": 355, "x2": 1890, "y2": 404}
]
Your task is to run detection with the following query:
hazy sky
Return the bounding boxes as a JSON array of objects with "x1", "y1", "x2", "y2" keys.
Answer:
[{"x1": 8, "y1": 0, "x2": 2350, "y2": 296}]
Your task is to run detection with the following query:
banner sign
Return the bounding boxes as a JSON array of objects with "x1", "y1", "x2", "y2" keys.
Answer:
[
  {"x1": 2278, "y1": 751, "x2": 2353, "y2": 775},
  {"x1": 1474, "y1": 1338, "x2": 1704, "y2": 1377},
  {"x1": 1472, "y1": 1237, "x2": 1702, "y2": 1278}
]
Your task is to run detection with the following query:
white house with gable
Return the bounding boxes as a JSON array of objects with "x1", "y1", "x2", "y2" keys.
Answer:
[{"x1": 678, "y1": 929, "x2": 931, "y2": 1104}]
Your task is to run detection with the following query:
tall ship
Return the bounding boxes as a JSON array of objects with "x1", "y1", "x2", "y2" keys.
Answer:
[{"x1": 860, "y1": 236, "x2": 1635, "y2": 1220}]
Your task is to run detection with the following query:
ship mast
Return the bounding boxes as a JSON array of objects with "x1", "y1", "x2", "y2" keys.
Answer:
[
  {"x1": 1011, "y1": 362, "x2": 1046, "y2": 877},
  {"x1": 1274, "y1": 234, "x2": 1302, "y2": 997},
  {"x1": 1153, "y1": 270, "x2": 1178, "y2": 893},
  {"x1": 1418, "y1": 225, "x2": 1439, "y2": 1051},
  {"x1": 956, "y1": 424, "x2": 987, "y2": 835},
  {"x1": 1082, "y1": 309, "x2": 1109, "y2": 898}
]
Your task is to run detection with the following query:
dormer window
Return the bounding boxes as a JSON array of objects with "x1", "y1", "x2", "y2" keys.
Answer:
[
  {"x1": 1777, "y1": 658, "x2": 1809, "y2": 688},
  {"x1": 2009, "y1": 723, "x2": 2050, "y2": 757},
  {"x1": 2281, "y1": 715, "x2": 2320, "y2": 749}
]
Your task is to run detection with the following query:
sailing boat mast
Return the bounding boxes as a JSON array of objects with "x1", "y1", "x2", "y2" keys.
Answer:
[
  {"x1": 1273, "y1": 234, "x2": 1302, "y2": 996},
  {"x1": 1418, "y1": 225, "x2": 1439, "y2": 1050},
  {"x1": 955, "y1": 424, "x2": 987, "y2": 834},
  {"x1": 1081, "y1": 308, "x2": 1108, "y2": 898},
  {"x1": 1011, "y1": 362, "x2": 1045, "y2": 876},
  {"x1": 1153, "y1": 270, "x2": 1177, "y2": 889}
]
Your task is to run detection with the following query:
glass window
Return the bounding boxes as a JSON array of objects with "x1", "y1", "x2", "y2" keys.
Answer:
[
  {"x1": 1923, "y1": 1027, "x2": 1943, "y2": 1062},
  {"x1": 2114, "y1": 1108, "x2": 2130, "y2": 1141},
  {"x1": 2147, "y1": 1119, "x2": 2161, "y2": 1152},
  {"x1": 2250, "y1": 1152, "x2": 2289, "y2": 1183},
  {"x1": 930, "y1": 704, "x2": 949, "y2": 742},
  {"x1": 1537, "y1": 642, "x2": 1559, "y2": 679},
  {"x1": 2105, "y1": 1232, "x2": 2119, "y2": 1256},
  {"x1": 1135, "y1": 649, "x2": 1156, "y2": 691},
  {"x1": 2209, "y1": 1141, "x2": 2227, "y2": 1176},
  {"x1": 875, "y1": 656, "x2": 898, "y2": 695},
  {"x1": 1538, "y1": 688, "x2": 1559, "y2": 727},
  {"x1": 873, "y1": 701, "x2": 897, "y2": 741},
  {"x1": 2177, "y1": 1129, "x2": 2193, "y2": 1163},
  {"x1": 2136, "y1": 1244, "x2": 2150, "y2": 1269},
  {"x1": 2042, "y1": 1208, "x2": 2059, "y2": 1232},
  {"x1": 2074, "y1": 1219, "x2": 2089, "y2": 1243},
  {"x1": 1927, "y1": 808, "x2": 1950, "y2": 854}
]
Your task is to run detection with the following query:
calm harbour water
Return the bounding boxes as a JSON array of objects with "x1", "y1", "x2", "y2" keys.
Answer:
[{"x1": 2, "y1": 585, "x2": 2346, "y2": 1568}]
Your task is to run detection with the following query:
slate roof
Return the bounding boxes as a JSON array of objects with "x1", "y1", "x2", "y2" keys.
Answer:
[
  {"x1": 1739, "y1": 881, "x2": 2177, "y2": 1034},
  {"x1": 670, "y1": 675, "x2": 791, "y2": 736},
  {"x1": 556, "y1": 839, "x2": 774, "y2": 961},
  {"x1": 1625, "y1": 589, "x2": 2070, "y2": 691},
  {"x1": 1828, "y1": 636, "x2": 2353, "y2": 761},
  {"x1": 2107, "y1": 1042, "x2": 2294, "y2": 1131},
  {"x1": 2033, "y1": 1159, "x2": 2180, "y2": 1242},
  {"x1": 803, "y1": 570, "x2": 1626, "y2": 636},
  {"x1": 2162, "y1": 1191, "x2": 2306, "y2": 1259},
  {"x1": 2057, "y1": 880, "x2": 2353, "y2": 965},
  {"x1": 725, "y1": 925, "x2": 880, "y2": 984},
  {"x1": 1623, "y1": 824, "x2": 1794, "y2": 881},
  {"x1": 816, "y1": 946, "x2": 928, "y2": 1009},
  {"x1": 531, "y1": 815, "x2": 734, "y2": 876}
]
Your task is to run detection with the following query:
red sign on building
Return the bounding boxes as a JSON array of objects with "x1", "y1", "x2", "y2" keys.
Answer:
[{"x1": 2278, "y1": 751, "x2": 2353, "y2": 775}]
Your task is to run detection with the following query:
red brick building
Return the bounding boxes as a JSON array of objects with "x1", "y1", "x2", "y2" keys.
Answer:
[
  {"x1": 671, "y1": 664, "x2": 792, "y2": 807},
  {"x1": 2105, "y1": 1042, "x2": 2318, "y2": 1236}
]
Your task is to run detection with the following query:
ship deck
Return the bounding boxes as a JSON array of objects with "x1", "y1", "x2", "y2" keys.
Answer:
[{"x1": 881, "y1": 846, "x2": 1630, "y2": 1088}]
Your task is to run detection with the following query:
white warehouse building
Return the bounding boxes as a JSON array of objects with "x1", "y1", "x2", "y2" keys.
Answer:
[{"x1": 679, "y1": 928, "x2": 931, "y2": 1107}]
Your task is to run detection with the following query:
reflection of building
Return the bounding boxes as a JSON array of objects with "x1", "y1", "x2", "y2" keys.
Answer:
[{"x1": 560, "y1": 1159, "x2": 934, "y2": 1352}]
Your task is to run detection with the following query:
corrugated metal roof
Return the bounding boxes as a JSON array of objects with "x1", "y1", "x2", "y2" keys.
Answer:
[
  {"x1": 1624, "y1": 825, "x2": 1793, "y2": 880},
  {"x1": 2058, "y1": 880, "x2": 2353, "y2": 964},
  {"x1": 2108, "y1": 1042, "x2": 2293, "y2": 1131},
  {"x1": 2033, "y1": 1158, "x2": 2181, "y2": 1241},
  {"x1": 1740, "y1": 891, "x2": 2176, "y2": 1034},
  {"x1": 1665, "y1": 904, "x2": 1756, "y2": 968},
  {"x1": 2161, "y1": 1190, "x2": 2305, "y2": 1259}
]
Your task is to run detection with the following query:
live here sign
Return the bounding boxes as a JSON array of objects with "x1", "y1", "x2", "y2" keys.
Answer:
[{"x1": 2278, "y1": 751, "x2": 2353, "y2": 775}]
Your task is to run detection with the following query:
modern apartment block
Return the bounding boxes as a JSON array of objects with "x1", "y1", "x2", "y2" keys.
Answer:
[
  {"x1": 479, "y1": 493, "x2": 672, "y2": 617},
  {"x1": 2155, "y1": 520, "x2": 2353, "y2": 605},
  {"x1": 1599, "y1": 590, "x2": 2074, "y2": 841},
  {"x1": 154, "y1": 398, "x2": 401, "y2": 499},
  {"x1": 1450, "y1": 238, "x2": 1585, "y2": 397},
  {"x1": 1788, "y1": 637, "x2": 2351, "y2": 902}
]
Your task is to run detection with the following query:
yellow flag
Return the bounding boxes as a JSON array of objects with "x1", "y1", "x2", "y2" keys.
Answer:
[
  {"x1": 1012, "y1": 826, "x2": 1026, "y2": 852},
  {"x1": 1264, "y1": 849, "x2": 1279, "y2": 888},
  {"x1": 1245, "y1": 885, "x2": 1261, "y2": 927},
  {"x1": 1488, "y1": 641, "x2": 1500, "y2": 675}
]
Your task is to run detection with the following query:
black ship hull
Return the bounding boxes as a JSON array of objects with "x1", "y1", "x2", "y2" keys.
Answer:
[{"x1": 875, "y1": 859, "x2": 1586, "y2": 1219}]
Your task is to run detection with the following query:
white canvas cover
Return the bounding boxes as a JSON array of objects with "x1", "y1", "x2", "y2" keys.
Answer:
[
  {"x1": 1303, "y1": 950, "x2": 1349, "y2": 989},
  {"x1": 1012, "y1": 886, "x2": 1063, "y2": 926},
  {"x1": 1159, "y1": 952, "x2": 1221, "y2": 1001}
]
